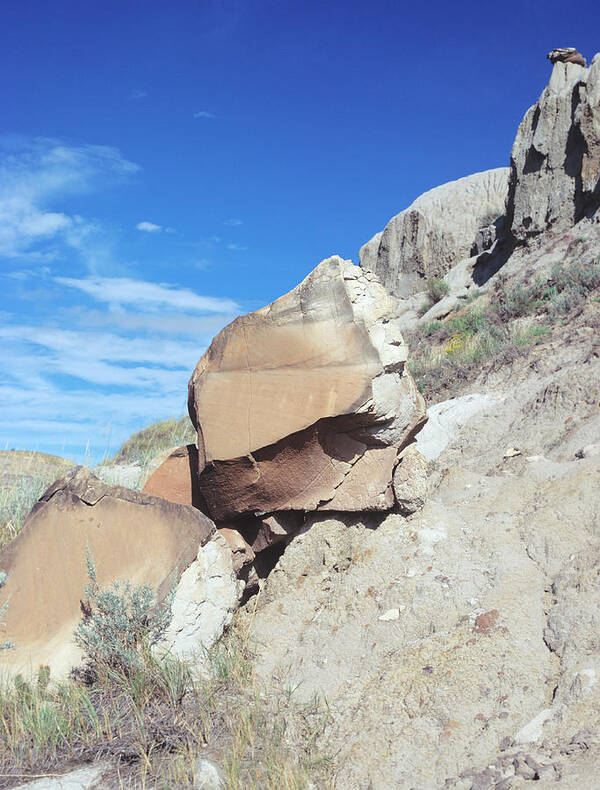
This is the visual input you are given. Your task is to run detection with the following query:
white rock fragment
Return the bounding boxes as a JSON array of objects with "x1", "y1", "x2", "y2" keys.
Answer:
[
  {"x1": 379, "y1": 608, "x2": 400, "y2": 621},
  {"x1": 514, "y1": 708, "x2": 553, "y2": 744}
]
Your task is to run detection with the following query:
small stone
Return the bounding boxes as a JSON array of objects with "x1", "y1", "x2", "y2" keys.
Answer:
[
  {"x1": 470, "y1": 768, "x2": 497, "y2": 790},
  {"x1": 534, "y1": 763, "x2": 559, "y2": 781},
  {"x1": 524, "y1": 754, "x2": 543, "y2": 774},
  {"x1": 474, "y1": 609, "x2": 499, "y2": 634},
  {"x1": 499, "y1": 736, "x2": 513, "y2": 751},
  {"x1": 378, "y1": 608, "x2": 400, "y2": 621},
  {"x1": 513, "y1": 756, "x2": 536, "y2": 779},
  {"x1": 193, "y1": 757, "x2": 223, "y2": 789},
  {"x1": 503, "y1": 447, "x2": 521, "y2": 459}
]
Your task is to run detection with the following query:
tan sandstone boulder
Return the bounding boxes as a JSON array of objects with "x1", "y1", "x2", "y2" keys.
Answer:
[
  {"x1": 188, "y1": 256, "x2": 427, "y2": 521},
  {"x1": 0, "y1": 467, "x2": 237, "y2": 678}
]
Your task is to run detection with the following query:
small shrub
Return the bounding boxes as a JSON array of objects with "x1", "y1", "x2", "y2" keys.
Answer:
[
  {"x1": 74, "y1": 549, "x2": 175, "y2": 681},
  {"x1": 426, "y1": 276, "x2": 450, "y2": 304},
  {"x1": 417, "y1": 298, "x2": 433, "y2": 317},
  {"x1": 495, "y1": 280, "x2": 539, "y2": 319}
]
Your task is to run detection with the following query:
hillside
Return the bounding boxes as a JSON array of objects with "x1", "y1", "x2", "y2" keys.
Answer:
[{"x1": 0, "y1": 49, "x2": 599, "y2": 790}]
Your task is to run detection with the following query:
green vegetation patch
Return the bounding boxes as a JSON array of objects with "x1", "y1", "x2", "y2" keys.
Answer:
[{"x1": 408, "y1": 258, "x2": 599, "y2": 401}]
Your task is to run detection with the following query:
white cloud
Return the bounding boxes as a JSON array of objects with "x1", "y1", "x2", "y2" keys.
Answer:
[
  {"x1": 67, "y1": 307, "x2": 235, "y2": 335},
  {"x1": 136, "y1": 221, "x2": 162, "y2": 232},
  {"x1": 0, "y1": 323, "x2": 203, "y2": 459},
  {"x1": 224, "y1": 218, "x2": 243, "y2": 226},
  {"x1": 193, "y1": 111, "x2": 216, "y2": 119},
  {"x1": 55, "y1": 275, "x2": 240, "y2": 313},
  {"x1": 131, "y1": 90, "x2": 148, "y2": 99},
  {"x1": 227, "y1": 243, "x2": 248, "y2": 251},
  {"x1": 0, "y1": 137, "x2": 139, "y2": 260}
]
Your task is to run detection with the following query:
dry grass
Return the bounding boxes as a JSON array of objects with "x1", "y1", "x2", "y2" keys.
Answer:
[
  {"x1": 0, "y1": 452, "x2": 74, "y2": 549},
  {"x1": 110, "y1": 417, "x2": 196, "y2": 466},
  {"x1": 407, "y1": 258, "x2": 599, "y2": 401},
  {"x1": 0, "y1": 620, "x2": 333, "y2": 789}
]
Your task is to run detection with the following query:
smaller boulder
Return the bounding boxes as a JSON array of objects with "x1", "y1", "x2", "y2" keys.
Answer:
[
  {"x1": 392, "y1": 444, "x2": 430, "y2": 515},
  {"x1": 141, "y1": 444, "x2": 202, "y2": 508},
  {"x1": 547, "y1": 47, "x2": 587, "y2": 67},
  {"x1": 0, "y1": 467, "x2": 230, "y2": 678}
]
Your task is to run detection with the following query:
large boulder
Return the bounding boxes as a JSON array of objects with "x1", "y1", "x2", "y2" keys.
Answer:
[
  {"x1": 506, "y1": 53, "x2": 600, "y2": 241},
  {"x1": 359, "y1": 169, "x2": 509, "y2": 299},
  {"x1": 188, "y1": 256, "x2": 427, "y2": 521},
  {"x1": 0, "y1": 467, "x2": 237, "y2": 678}
]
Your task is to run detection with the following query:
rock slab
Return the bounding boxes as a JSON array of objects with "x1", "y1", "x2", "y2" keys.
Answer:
[{"x1": 188, "y1": 256, "x2": 427, "y2": 520}]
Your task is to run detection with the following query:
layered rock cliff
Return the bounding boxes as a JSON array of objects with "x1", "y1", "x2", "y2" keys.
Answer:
[{"x1": 359, "y1": 168, "x2": 509, "y2": 299}]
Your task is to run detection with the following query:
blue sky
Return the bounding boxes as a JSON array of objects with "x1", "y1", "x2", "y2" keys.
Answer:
[{"x1": 1, "y1": 0, "x2": 599, "y2": 462}]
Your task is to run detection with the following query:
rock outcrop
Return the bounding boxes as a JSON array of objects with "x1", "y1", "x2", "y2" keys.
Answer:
[
  {"x1": 547, "y1": 47, "x2": 587, "y2": 67},
  {"x1": 359, "y1": 169, "x2": 509, "y2": 299},
  {"x1": 0, "y1": 467, "x2": 237, "y2": 677},
  {"x1": 188, "y1": 255, "x2": 427, "y2": 522},
  {"x1": 507, "y1": 53, "x2": 600, "y2": 241}
]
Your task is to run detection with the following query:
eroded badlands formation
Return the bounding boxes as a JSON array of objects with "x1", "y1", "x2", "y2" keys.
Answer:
[{"x1": 1, "y1": 48, "x2": 600, "y2": 790}]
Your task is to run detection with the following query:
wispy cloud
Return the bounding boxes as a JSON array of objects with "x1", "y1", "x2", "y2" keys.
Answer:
[
  {"x1": 193, "y1": 111, "x2": 216, "y2": 119},
  {"x1": 0, "y1": 137, "x2": 139, "y2": 261},
  {"x1": 224, "y1": 218, "x2": 243, "y2": 226},
  {"x1": 67, "y1": 307, "x2": 235, "y2": 336},
  {"x1": 55, "y1": 275, "x2": 240, "y2": 313},
  {"x1": 136, "y1": 221, "x2": 175, "y2": 234},
  {"x1": 227, "y1": 243, "x2": 248, "y2": 251},
  {"x1": 136, "y1": 221, "x2": 162, "y2": 233},
  {"x1": 0, "y1": 136, "x2": 246, "y2": 460},
  {"x1": 131, "y1": 90, "x2": 148, "y2": 99}
]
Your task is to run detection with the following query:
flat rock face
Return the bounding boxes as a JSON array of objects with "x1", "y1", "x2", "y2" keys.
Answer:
[
  {"x1": 507, "y1": 55, "x2": 600, "y2": 241},
  {"x1": 358, "y1": 169, "x2": 509, "y2": 298},
  {"x1": 0, "y1": 467, "x2": 221, "y2": 678},
  {"x1": 188, "y1": 256, "x2": 427, "y2": 520}
]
